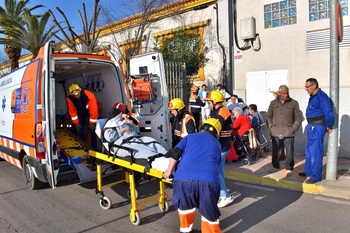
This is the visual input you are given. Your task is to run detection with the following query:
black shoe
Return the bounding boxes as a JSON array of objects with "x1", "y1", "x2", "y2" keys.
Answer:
[
  {"x1": 305, "y1": 179, "x2": 318, "y2": 184},
  {"x1": 298, "y1": 172, "x2": 307, "y2": 177}
]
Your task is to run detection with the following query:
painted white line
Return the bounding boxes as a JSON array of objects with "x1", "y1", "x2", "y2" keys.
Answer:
[
  {"x1": 234, "y1": 181, "x2": 275, "y2": 192},
  {"x1": 315, "y1": 196, "x2": 350, "y2": 205}
]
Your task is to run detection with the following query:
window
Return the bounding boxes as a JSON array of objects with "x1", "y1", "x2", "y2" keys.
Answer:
[
  {"x1": 153, "y1": 20, "x2": 209, "y2": 81},
  {"x1": 309, "y1": 0, "x2": 348, "y2": 22},
  {"x1": 264, "y1": 0, "x2": 297, "y2": 28}
]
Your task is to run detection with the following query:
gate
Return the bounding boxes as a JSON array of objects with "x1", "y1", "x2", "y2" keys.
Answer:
[{"x1": 164, "y1": 60, "x2": 191, "y2": 106}]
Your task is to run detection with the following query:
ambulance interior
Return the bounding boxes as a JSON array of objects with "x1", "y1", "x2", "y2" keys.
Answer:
[
  {"x1": 53, "y1": 60, "x2": 127, "y2": 179},
  {"x1": 52, "y1": 59, "x2": 164, "y2": 181}
]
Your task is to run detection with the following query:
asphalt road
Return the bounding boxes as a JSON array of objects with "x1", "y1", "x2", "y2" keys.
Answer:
[{"x1": 1, "y1": 160, "x2": 350, "y2": 233}]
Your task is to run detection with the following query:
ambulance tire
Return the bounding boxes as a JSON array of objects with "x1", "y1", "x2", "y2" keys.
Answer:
[{"x1": 23, "y1": 156, "x2": 44, "y2": 190}]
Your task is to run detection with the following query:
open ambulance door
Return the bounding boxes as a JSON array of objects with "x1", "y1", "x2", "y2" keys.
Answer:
[
  {"x1": 129, "y1": 52, "x2": 172, "y2": 150},
  {"x1": 41, "y1": 41, "x2": 59, "y2": 188}
]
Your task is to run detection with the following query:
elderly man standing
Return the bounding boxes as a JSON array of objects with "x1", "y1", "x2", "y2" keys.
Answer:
[
  {"x1": 299, "y1": 78, "x2": 335, "y2": 184},
  {"x1": 266, "y1": 85, "x2": 302, "y2": 176}
]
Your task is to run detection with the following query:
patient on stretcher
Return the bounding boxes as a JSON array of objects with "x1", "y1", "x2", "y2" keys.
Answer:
[{"x1": 95, "y1": 104, "x2": 168, "y2": 162}]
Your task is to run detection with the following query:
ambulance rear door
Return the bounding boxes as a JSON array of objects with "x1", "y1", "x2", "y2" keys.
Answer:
[
  {"x1": 129, "y1": 52, "x2": 171, "y2": 150},
  {"x1": 41, "y1": 41, "x2": 59, "y2": 188}
]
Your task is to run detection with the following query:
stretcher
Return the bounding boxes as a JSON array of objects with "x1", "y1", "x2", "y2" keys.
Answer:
[{"x1": 88, "y1": 150, "x2": 172, "y2": 225}]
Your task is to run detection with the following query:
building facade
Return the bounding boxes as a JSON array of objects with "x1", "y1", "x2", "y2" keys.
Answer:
[{"x1": 1, "y1": 0, "x2": 349, "y2": 157}]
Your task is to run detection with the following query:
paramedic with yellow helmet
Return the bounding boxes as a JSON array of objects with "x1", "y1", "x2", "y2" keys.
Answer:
[
  {"x1": 207, "y1": 90, "x2": 233, "y2": 208},
  {"x1": 163, "y1": 118, "x2": 223, "y2": 233},
  {"x1": 168, "y1": 98, "x2": 196, "y2": 148},
  {"x1": 66, "y1": 84, "x2": 99, "y2": 148}
]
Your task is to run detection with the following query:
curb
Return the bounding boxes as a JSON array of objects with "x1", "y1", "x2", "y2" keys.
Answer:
[{"x1": 225, "y1": 170, "x2": 323, "y2": 194}]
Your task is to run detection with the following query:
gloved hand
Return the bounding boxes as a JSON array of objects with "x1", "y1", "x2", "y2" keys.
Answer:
[{"x1": 89, "y1": 124, "x2": 96, "y2": 131}]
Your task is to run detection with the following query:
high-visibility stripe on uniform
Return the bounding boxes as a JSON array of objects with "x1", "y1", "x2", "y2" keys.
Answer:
[
  {"x1": 178, "y1": 208, "x2": 196, "y2": 232},
  {"x1": 201, "y1": 216, "x2": 221, "y2": 233},
  {"x1": 180, "y1": 114, "x2": 195, "y2": 138}
]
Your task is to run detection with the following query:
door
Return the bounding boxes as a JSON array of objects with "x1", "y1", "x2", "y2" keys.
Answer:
[
  {"x1": 129, "y1": 52, "x2": 172, "y2": 150},
  {"x1": 41, "y1": 41, "x2": 59, "y2": 188},
  {"x1": 246, "y1": 70, "x2": 288, "y2": 112}
]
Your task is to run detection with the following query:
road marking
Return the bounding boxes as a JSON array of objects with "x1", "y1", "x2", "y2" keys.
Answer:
[
  {"x1": 234, "y1": 181, "x2": 275, "y2": 192},
  {"x1": 315, "y1": 196, "x2": 350, "y2": 205}
]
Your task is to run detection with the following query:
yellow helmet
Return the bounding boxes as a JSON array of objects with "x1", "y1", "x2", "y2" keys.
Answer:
[
  {"x1": 201, "y1": 118, "x2": 222, "y2": 136},
  {"x1": 168, "y1": 98, "x2": 185, "y2": 110},
  {"x1": 206, "y1": 90, "x2": 224, "y2": 103},
  {"x1": 68, "y1": 84, "x2": 82, "y2": 95}
]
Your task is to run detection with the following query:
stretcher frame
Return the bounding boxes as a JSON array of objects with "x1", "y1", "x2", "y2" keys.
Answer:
[{"x1": 88, "y1": 150, "x2": 172, "y2": 225}]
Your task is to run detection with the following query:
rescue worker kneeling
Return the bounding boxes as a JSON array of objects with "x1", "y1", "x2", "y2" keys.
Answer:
[{"x1": 163, "y1": 118, "x2": 223, "y2": 233}]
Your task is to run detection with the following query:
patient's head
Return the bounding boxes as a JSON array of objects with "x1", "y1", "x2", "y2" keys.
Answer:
[{"x1": 112, "y1": 102, "x2": 128, "y2": 113}]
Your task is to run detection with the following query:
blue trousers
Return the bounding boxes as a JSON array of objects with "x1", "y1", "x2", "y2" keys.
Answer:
[
  {"x1": 219, "y1": 150, "x2": 230, "y2": 197},
  {"x1": 172, "y1": 180, "x2": 221, "y2": 222},
  {"x1": 305, "y1": 124, "x2": 326, "y2": 181}
]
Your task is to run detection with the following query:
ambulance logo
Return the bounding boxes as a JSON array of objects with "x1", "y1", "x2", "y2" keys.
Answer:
[
  {"x1": 1, "y1": 95, "x2": 5, "y2": 112},
  {"x1": 21, "y1": 86, "x2": 29, "y2": 114}
]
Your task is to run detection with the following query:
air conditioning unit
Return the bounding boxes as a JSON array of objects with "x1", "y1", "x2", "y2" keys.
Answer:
[{"x1": 240, "y1": 17, "x2": 256, "y2": 40}]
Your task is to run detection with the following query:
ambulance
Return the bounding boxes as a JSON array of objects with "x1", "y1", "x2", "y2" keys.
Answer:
[{"x1": 0, "y1": 41, "x2": 171, "y2": 189}]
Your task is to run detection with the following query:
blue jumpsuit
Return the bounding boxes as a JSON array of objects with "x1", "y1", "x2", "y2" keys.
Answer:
[{"x1": 305, "y1": 89, "x2": 335, "y2": 181}]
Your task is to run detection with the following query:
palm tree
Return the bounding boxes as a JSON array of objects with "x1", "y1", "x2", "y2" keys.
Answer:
[
  {"x1": 0, "y1": 0, "x2": 43, "y2": 70},
  {"x1": 0, "y1": 10, "x2": 57, "y2": 59}
]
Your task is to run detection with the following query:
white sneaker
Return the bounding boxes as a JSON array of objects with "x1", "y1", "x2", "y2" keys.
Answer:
[{"x1": 217, "y1": 196, "x2": 233, "y2": 208}]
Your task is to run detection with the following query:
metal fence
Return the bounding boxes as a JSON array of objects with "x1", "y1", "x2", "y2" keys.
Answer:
[{"x1": 164, "y1": 60, "x2": 188, "y2": 105}]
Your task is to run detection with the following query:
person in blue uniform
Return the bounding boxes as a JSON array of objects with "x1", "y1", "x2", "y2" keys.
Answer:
[
  {"x1": 163, "y1": 118, "x2": 222, "y2": 233},
  {"x1": 207, "y1": 90, "x2": 233, "y2": 208},
  {"x1": 299, "y1": 78, "x2": 335, "y2": 184}
]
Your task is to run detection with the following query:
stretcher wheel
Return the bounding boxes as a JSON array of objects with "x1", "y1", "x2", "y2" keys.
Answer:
[
  {"x1": 99, "y1": 196, "x2": 112, "y2": 210},
  {"x1": 130, "y1": 211, "x2": 141, "y2": 225},
  {"x1": 127, "y1": 189, "x2": 139, "y2": 199},
  {"x1": 158, "y1": 200, "x2": 169, "y2": 212},
  {"x1": 242, "y1": 158, "x2": 250, "y2": 166},
  {"x1": 250, "y1": 153, "x2": 257, "y2": 161}
]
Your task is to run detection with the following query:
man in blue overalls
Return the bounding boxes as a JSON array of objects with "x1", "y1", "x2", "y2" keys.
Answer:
[{"x1": 299, "y1": 78, "x2": 335, "y2": 184}]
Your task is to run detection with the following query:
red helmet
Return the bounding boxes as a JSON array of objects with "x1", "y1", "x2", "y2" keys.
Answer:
[
  {"x1": 112, "y1": 102, "x2": 127, "y2": 112},
  {"x1": 191, "y1": 86, "x2": 199, "y2": 93}
]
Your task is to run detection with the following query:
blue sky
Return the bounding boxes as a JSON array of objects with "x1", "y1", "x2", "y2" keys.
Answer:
[{"x1": 0, "y1": 0, "x2": 129, "y2": 33}]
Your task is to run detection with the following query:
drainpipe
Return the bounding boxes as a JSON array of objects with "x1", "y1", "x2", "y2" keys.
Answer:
[
  {"x1": 228, "y1": 0, "x2": 234, "y2": 92},
  {"x1": 215, "y1": 3, "x2": 227, "y2": 89}
]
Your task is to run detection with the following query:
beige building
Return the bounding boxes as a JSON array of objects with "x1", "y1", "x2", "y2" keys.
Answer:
[{"x1": 1, "y1": 0, "x2": 349, "y2": 157}]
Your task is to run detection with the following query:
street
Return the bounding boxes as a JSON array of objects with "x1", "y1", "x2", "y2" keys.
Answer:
[{"x1": 1, "y1": 159, "x2": 350, "y2": 233}]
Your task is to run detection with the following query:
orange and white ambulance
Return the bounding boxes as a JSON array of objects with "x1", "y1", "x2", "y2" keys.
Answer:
[{"x1": 0, "y1": 41, "x2": 171, "y2": 189}]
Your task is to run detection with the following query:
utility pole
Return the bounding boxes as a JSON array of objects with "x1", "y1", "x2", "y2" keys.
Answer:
[{"x1": 326, "y1": 0, "x2": 340, "y2": 181}]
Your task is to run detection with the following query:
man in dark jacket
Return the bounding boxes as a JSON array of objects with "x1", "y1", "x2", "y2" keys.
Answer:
[
  {"x1": 189, "y1": 86, "x2": 205, "y2": 131},
  {"x1": 266, "y1": 85, "x2": 302, "y2": 175}
]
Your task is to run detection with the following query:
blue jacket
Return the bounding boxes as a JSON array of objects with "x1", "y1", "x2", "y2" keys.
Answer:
[{"x1": 306, "y1": 89, "x2": 335, "y2": 129}]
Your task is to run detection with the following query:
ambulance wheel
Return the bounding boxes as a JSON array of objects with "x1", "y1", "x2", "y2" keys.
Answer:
[
  {"x1": 99, "y1": 196, "x2": 112, "y2": 210},
  {"x1": 250, "y1": 153, "x2": 257, "y2": 161},
  {"x1": 158, "y1": 200, "x2": 169, "y2": 212},
  {"x1": 130, "y1": 211, "x2": 141, "y2": 225},
  {"x1": 23, "y1": 156, "x2": 44, "y2": 190},
  {"x1": 242, "y1": 158, "x2": 250, "y2": 166},
  {"x1": 127, "y1": 189, "x2": 138, "y2": 200}
]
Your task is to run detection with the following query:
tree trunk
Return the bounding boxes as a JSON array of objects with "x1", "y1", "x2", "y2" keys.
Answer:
[{"x1": 4, "y1": 44, "x2": 21, "y2": 71}]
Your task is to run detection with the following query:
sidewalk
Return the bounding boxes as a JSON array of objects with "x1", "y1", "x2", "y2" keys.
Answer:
[{"x1": 224, "y1": 152, "x2": 350, "y2": 200}]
